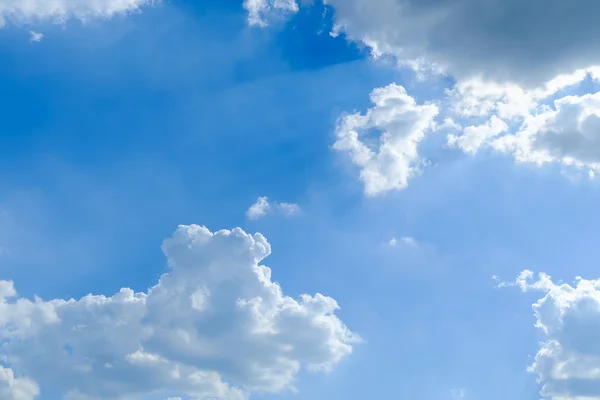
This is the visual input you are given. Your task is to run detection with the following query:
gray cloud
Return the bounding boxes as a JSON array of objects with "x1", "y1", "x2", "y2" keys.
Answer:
[{"x1": 325, "y1": 0, "x2": 600, "y2": 86}]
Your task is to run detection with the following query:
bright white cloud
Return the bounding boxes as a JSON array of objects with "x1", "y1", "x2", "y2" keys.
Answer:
[
  {"x1": 246, "y1": 197, "x2": 301, "y2": 220},
  {"x1": 437, "y1": 67, "x2": 600, "y2": 176},
  {"x1": 333, "y1": 83, "x2": 439, "y2": 196},
  {"x1": 243, "y1": 0, "x2": 298, "y2": 27},
  {"x1": 499, "y1": 270, "x2": 600, "y2": 400},
  {"x1": 493, "y1": 91, "x2": 600, "y2": 172},
  {"x1": 0, "y1": 225, "x2": 357, "y2": 399},
  {"x1": 0, "y1": 366, "x2": 39, "y2": 400},
  {"x1": 246, "y1": 197, "x2": 271, "y2": 220},
  {"x1": 0, "y1": 0, "x2": 155, "y2": 27},
  {"x1": 247, "y1": 1, "x2": 600, "y2": 183},
  {"x1": 447, "y1": 116, "x2": 508, "y2": 154},
  {"x1": 336, "y1": 62, "x2": 600, "y2": 187}
]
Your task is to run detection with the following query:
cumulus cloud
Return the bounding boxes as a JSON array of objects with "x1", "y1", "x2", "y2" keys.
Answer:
[
  {"x1": 333, "y1": 83, "x2": 438, "y2": 196},
  {"x1": 246, "y1": 197, "x2": 301, "y2": 220},
  {"x1": 333, "y1": 62, "x2": 600, "y2": 188},
  {"x1": 493, "y1": 91, "x2": 600, "y2": 172},
  {"x1": 0, "y1": 225, "x2": 357, "y2": 399},
  {"x1": 243, "y1": 0, "x2": 299, "y2": 27},
  {"x1": 0, "y1": 0, "x2": 155, "y2": 27},
  {"x1": 0, "y1": 366, "x2": 39, "y2": 400},
  {"x1": 435, "y1": 66, "x2": 600, "y2": 176},
  {"x1": 499, "y1": 270, "x2": 600, "y2": 400},
  {"x1": 246, "y1": 197, "x2": 271, "y2": 220},
  {"x1": 246, "y1": 1, "x2": 600, "y2": 183},
  {"x1": 447, "y1": 116, "x2": 508, "y2": 154}
]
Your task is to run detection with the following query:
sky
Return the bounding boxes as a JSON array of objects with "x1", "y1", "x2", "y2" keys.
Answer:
[{"x1": 1, "y1": 0, "x2": 600, "y2": 399}]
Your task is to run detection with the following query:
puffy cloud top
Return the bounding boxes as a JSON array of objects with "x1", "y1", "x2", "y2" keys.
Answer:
[
  {"x1": 0, "y1": 225, "x2": 357, "y2": 399},
  {"x1": 500, "y1": 270, "x2": 600, "y2": 400},
  {"x1": 333, "y1": 83, "x2": 438, "y2": 195}
]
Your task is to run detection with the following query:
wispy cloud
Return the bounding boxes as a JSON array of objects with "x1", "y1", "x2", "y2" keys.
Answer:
[
  {"x1": 389, "y1": 236, "x2": 418, "y2": 248},
  {"x1": 246, "y1": 196, "x2": 271, "y2": 220},
  {"x1": 29, "y1": 31, "x2": 43, "y2": 42},
  {"x1": 246, "y1": 197, "x2": 301, "y2": 220},
  {"x1": 451, "y1": 388, "x2": 466, "y2": 400}
]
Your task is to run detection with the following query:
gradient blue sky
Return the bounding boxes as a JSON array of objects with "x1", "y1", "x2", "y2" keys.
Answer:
[{"x1": 2, "y1": 1, "x2": 600, "y2": 400}]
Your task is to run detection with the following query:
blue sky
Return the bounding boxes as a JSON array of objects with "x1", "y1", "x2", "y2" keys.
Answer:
[{"x1": 2, "y1": 1, "x2": 600, "y2": 400}]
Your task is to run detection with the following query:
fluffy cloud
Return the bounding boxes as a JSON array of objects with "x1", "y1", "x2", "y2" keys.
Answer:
[
  {"x1": 246, "y1": 197, "x2": 271, "y2": 220},
  {"x1": 246, "y1": 1, "x2": 600, "y2": 183},
  {"x1": 447, "y1": 116, "x2": 508, "y2": 154},
  {"x1": 442, "y1": 69, "x2": 600, "y2": 174},
  {"x1": 0, "y1": 366, "x2": 39, "y2": 400},
  {"x1": 493, "y1": 91, "x2": 600, "y2": 171},
  {"x1": 246, "y1": 197, "x2": 301, "y2": 220},
  {"x1": 498, "y1": 270, "x2": 600, "y2": 400},
  {"x1": 322, "y1": 0, "x2": 600, "y2": 86},
  {"x1": 0, "y1": 0, "x2": 155, "y2": 27},
  {"x1": 318, "y1": 1, "x2": 600, "y2": 179},
  {"x1": 243, "y1": 0, "x2": 298, "y2": 27},
  {"x1": 0, "y1": 225, "x2": 357, "y2": 399},
  {"x1": 333, "y1": 83, "x2": 438, "y2": 196},
  {"x1": 333, "y1": 61, "x2": 600, "y2": 189}
]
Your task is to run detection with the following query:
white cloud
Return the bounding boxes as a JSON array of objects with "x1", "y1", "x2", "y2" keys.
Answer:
[
  {"x1": 246, "y1": 197, "x2": 271, "y2": 220},
  {"x1": 500, "y1": 270, "x2": 600, "y2": 400},
  {"x1": 492, "y1": 91, "x2": 600, "y2": 172},
  {"x1": 447, "y1": 116, "x2": 508, "y2": 154},
  {"x1": 277, "y1": 202, "x2": 301, "y2": 217},
  {"x1": 246, "y1": 1, "x2": 600, "y2": 183},
  {"x1": 243, "y1": 0, "x2": 298, "y2": 27},
  {"x1": 0, "y1": 0, "x2": 156, "y2": 27},
  {"x1": 0, "y1": 366, "x2": 39, "y2": 400},
  {"x1": 28, "y1": 31, "x2": 43, "y2": 42},
  {"x1": 335, "y1": 65, "x2": 600, "y2": 187},
  {"x1": 246, "y1": 197, "x2": 301, "y2": 220},
  {"x1": 389, "y1": 236, "x2": 418, "y2": 248},
  {"x1": 0, "y1": 225, "x2": 358, "y2": 399},
  {"x1": 446, "y1": 77, "x2": 535, "y2": 121},
  {"x1": 437, "y1": 67, "x2": 600, "y2": 176},
  {"x1": 333, "y1": 83, "x2": 439, "y2": 196}
]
